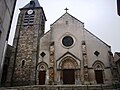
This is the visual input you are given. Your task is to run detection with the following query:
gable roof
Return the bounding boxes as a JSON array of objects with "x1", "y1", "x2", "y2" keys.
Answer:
[
  {"x1": 115, "y1": 52, "x2": 120, "y2": 57},
  {"x1": 50, "y1": 12, "x2": 84, "y2": 26},
  {"x1": 20, "y1": 0, "x2": 41, "y2": 10},
  {"x1": 20, "y1": 0, "x2": 47, "y2": 21},
  {"x1": 56, "y1": 51, "x2": 81, "y2": 62},
  {"x1": 85, "y1": 29, "x2": 111, "y2": 48},
  {"x1": 50, "y1": 12, "x2": 110, "y2": 48}
]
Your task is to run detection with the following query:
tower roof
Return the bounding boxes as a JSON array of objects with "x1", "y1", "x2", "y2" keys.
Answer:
[{"x1": 20, "y1": 0, "x2": 41, "y2": 10}]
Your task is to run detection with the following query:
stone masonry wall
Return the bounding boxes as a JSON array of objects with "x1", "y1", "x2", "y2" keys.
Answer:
[{"x1": 6, "y1": 8, "x2": 46, "y2": 86}]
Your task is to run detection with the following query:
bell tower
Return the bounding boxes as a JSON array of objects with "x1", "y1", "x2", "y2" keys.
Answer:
[{"x1": 6, "y1": 0, "x2": 46, "y2": 86}]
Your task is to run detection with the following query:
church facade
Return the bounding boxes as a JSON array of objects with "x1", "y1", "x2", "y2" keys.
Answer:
[{"x1": 6, "y1": 0, "x2": 118, "y2": 86}]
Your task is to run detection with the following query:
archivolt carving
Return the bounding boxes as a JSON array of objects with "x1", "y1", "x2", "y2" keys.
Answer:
[
  {"x1": 92, "y1": 60, "x2": 105, "y2": 70},
  {"x1": 37, "y1": 62, "x2": 48, "y2": 71},
  {"x1": 59, "y1": 56, "x2": 78, "y2": 69},
  {"x1": 62, "y1": 60, "x2": 74, "y2": 69}
]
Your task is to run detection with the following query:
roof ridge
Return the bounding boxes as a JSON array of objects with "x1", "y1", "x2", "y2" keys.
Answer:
[
  {"x1": 51, "y1": 12, "x2": 84, "y2": 26},
  {"x1": 115, "y1": 52, "x2": 120, "y2": 57},
  {"x1": 84, "y1": 29, "x2": 111, "y2": 48},
  {"x1": 20, "y1": 0, "x2": 41, "y2": 10}
]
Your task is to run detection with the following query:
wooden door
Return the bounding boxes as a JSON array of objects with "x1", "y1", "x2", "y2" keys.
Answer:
[
  {"x1": 63, "y1": 69, "x2": 75, "y2": 84},
  {"x1": 95, "y1": 70, "x2": 104, "y2": 84},
  {"x1": 39, "y1": 71, "x2": 46, "y2": 85}
]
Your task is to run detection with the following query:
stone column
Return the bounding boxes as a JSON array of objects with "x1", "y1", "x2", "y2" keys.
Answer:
[
  {"x1": 49, "y1": 42, "x2": 55, "y2": 84},
  {"x1": 75, "y1": 69, "x2": 81, "y2": 84},
  {"x1": 81, "y1": 41, "x2": 89, "y2": 85}
]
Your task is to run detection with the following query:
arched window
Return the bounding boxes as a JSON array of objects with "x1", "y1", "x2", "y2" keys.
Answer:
[{"x1": 21, "y1": 60, "x2": 26, "y2": 67}]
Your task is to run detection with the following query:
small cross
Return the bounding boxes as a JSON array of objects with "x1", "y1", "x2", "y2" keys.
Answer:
[{"x1": 64, "y1": 8, "x2": 69, "y2": 13}]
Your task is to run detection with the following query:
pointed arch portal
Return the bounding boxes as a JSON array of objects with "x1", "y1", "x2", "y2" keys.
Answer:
[
  {"x1": 37, "y1": 62, "x2": 48, "y2": 85},
  {"x1": 93, "y1": 61, "x2": 105, "y2": 84},
  {"x1": 59, "y1": 56, "x2": 79, "y2": 84}
]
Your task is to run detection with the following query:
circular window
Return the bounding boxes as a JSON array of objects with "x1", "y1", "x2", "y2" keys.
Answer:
[{"x1": 62, "y1": 36, "x2": 74, "y2": 47}]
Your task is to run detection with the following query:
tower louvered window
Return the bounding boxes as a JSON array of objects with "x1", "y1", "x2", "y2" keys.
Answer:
[{"x1": 23, "y1": 10, "x2": 35, "y2": 26}]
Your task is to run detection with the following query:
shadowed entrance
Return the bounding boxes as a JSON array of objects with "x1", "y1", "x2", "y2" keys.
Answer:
[
  {"x1": 63, "y1": 69, "x2": 75, "y2": 84},
  {"x1": 39, "y1": 71, "x2": 46, "y2": 85},
  {"x1": 95, "y1": 70, "x2": 103, "y2": 84}
]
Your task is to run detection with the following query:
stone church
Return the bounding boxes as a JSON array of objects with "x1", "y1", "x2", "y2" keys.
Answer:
[{"x1": 5, "y1": 0, "x2": 118, "y2": 86}]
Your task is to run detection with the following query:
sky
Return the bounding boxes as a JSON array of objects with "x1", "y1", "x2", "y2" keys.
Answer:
[{"x1": 8, "y1": 0, "x2": 120, "y2": 53}]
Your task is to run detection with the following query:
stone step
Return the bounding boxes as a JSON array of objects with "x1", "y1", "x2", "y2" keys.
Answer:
[{"x1": 0, "y1": 85, "x2": 118, "y2": 90}]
